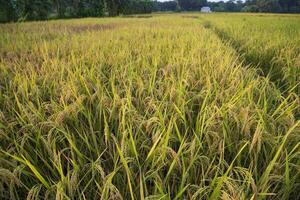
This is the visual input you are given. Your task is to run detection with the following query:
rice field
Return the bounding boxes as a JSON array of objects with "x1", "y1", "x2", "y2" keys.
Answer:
[
  {"x1": 0, "y1": 13, "x2": 300, "y2": 199},
  {"x1": 201, "y1": 13, "x2": 300, "y2": 95}
]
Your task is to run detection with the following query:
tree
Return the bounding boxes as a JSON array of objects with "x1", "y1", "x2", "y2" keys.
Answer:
[
  {"x1": 105, "y1": 0, "x2": 120, "y2": 16},
  {"x1": 12, "y1": 0, "x2": 52, "y2": 20},
  {"x1": 75, "y1": 0, "x2": 107, "y2": 17},
  {"x1": 178, "y1": 0, "x2": 207, "y2": 11},
  {"x1": 257, "y1": 0, "x2": 281, "y2": 12},
  {"x1": 241, "y1": 5, "x2": 259, "y2": 12},
  {"x1": 279, "y1": 0, "x2": 300, "y2": 13},
  {"x1": 53, "y1": 0, "x2": 68, "y2": 18},
  {"x1": 94, "y1": 0, "x2": 107, "y2": 16},
  {"x1": 104, "y1": 0, "x2": 154, "y2": 16},
  {"x1": 243, "y1": 0, "x2": 300, "y2": 13},
  {"x1": 153, "y1": 1, "x2": 179, "y2": 12},
  {"x1": 2, "y1": 0, "x2": 299, "y2": 22},
  {"x1": 225, "y1": 0, "x2": 237, "y2": 12},
  {"x1": 0, "y1": 0, "x2": 16, "y2": 22}
]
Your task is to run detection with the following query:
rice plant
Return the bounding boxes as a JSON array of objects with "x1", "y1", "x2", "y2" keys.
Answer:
[
  {"x1": 201, "y1": 13, "x2": 300, "y2": 95},
  {"x1": 0, "y1": 14, "x2": 299, "y2": 199}
]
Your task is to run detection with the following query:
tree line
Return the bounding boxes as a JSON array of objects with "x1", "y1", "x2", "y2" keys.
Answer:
[
  {"x1": 242, "y1": 0, "x2": 300, "y2": 13},
  {"x1": 0, "y1": 0, "x2": 154, "y2": 22},
  {"x1": 157, "y1": 0, "x2": 300, "y2": 13},
  {"x1": 1, "y1": 0, "x2": 300, "y2": 23}
]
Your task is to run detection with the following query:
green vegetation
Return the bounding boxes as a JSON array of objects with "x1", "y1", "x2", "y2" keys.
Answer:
[
  {"x1": 0, "y1": 0, "x2": 155, "y2": 22},
  {"x1": 0, "y1": 13, "x2": 300, "y2": 199},
  {"x1": 1, "y1": 0, "x2": 300, "y2": 23},
  {"x1": 201, "y1": 13, "x2": 300, "y2": 95},
  {"x1": 157, "y1": 0, "x2": 300, "y2": 13}
]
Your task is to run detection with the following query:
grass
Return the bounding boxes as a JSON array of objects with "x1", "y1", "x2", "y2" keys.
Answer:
[{"x1": 0, "y1": 13, "x2": 300, "y2": 199}]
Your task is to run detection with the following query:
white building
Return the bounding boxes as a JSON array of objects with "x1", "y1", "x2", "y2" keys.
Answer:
[{"x1": 201, "y1": 7, "x2": 212, "y2": 13}]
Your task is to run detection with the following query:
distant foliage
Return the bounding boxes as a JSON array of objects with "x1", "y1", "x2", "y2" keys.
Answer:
[
  {"x1": 240, "y1": 0, "x2": 300, "y2": 13},
  {"x1": 178, "y1": 0, "x2": 207, "y2": 11},
  {"x1": 0, "y1": 0, "x2": 154, "y2": 22},
  {"x1": 0, "y1": 0, "x2": 299, "y2": 22},
  {"x1": 153, "y1": 1, "x2": 179, "y2": 12},
  {"x1": 154, "y1": 0, "x2": 300, "y2": 13}
]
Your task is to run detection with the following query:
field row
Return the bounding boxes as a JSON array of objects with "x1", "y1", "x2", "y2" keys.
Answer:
[{"x1": 201, "y1": 13, "x2": 300, "y2": 95}]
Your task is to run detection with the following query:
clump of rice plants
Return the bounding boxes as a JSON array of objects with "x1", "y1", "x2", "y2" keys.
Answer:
[
  {"x1": 202, "y1": 13, "x2": 300, "y2": 95},
  {"x1": 0, "y1": 14, "x2": 299, "y2": 199}
]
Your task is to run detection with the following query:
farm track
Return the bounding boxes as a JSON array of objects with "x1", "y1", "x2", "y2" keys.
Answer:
[
  {"x1": 201, "y1": 19, "x2": 288, "y2": 93},
  {"x1": 200, "y1": 18, "x2": 300, "y2": 120}
]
